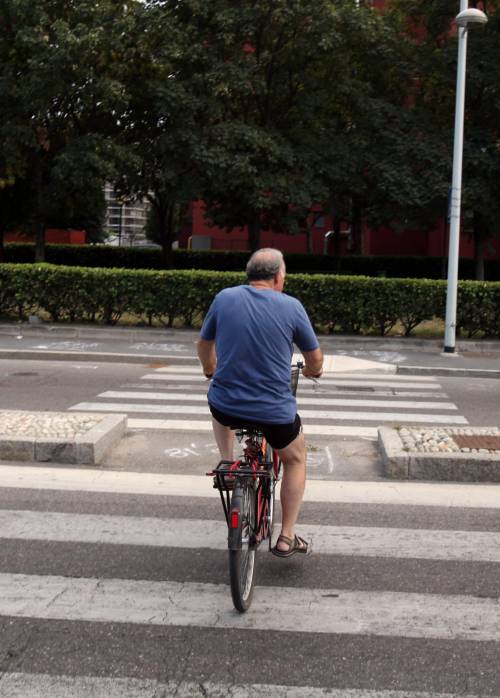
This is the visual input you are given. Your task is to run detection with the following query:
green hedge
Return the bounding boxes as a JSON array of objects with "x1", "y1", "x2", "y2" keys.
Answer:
[
  {"x1": 5, "y1": 243, "x2": 500, "y2": 280},
  {"x1": 1, "y1": 263, "x2": 499, "y2": 336}
]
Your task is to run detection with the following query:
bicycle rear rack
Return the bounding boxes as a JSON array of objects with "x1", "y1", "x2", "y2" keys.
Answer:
[{"x1": 207, "y1": 459, "x2": 274, "y2": 528}]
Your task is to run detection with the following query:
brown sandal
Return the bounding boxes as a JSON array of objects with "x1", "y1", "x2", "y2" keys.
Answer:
[{"x1": 271, "y1": 534, "x2": 308, "y2": 558}]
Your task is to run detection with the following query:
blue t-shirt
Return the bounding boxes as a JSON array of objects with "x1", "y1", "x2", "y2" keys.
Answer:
[{"x1": 200, "y1": 284, "x2": 319, "y2": 423}]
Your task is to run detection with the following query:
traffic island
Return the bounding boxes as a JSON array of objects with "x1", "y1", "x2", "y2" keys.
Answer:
[
  {"x1": 0, "y1": 410, "x2": 127, "y2": 465},
  {"x1": 378, "y1": 426, "x2": 500, "y2": 482}
]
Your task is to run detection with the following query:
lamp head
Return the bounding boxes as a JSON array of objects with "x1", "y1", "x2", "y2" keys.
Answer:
[{"x1": 456, "y1": 8, "x2": 488, "y2": 27}]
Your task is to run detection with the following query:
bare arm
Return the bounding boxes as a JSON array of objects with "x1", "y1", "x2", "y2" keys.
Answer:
[
  {"x1": 197, "y1": 338, "x2": 217, "y2": 377},
  {"x1": 301, "y1": 347, "x2": 323, "y2": 378}
]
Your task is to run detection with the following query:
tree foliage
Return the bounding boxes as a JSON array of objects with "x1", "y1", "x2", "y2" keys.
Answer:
[
  {"x1": 388, "y1": 0, "x2": 500, "y2": 279},
  {"x1": 0, "y1": 0, "x2": 137, "y2": 259},
  {"x1": 0, "y1": 0, "x2": 498, "y2": 276}
]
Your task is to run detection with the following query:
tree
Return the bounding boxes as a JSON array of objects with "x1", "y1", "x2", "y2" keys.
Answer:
[
  {"x1": 115, "y1": 1, "x2": 205, "y2": 267},
  {"x1": 388, "y1": 0, "x2": 500, "y2": 280},
  {"x1": 0, "y1": 0, "x2": 137, "y2": 260},
  {"x1": 156, "y1": 0, "x2": 356, "y2": 251}
]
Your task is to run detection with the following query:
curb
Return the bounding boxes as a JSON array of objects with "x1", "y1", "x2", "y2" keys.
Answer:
[
  {"x1": 397, "y1": 365, "x2": 500, "y2": 380},
  {"x1": 0, "y1": 412, "x2": 127, "y2": 465},
  {"x1": 378, "y1": 427, "x2": 500, "y2": 482}
]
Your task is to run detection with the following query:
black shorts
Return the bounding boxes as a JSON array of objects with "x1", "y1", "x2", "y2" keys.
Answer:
[{"x1": 209, "y1": 404, "x2": 302, "y2": 451}]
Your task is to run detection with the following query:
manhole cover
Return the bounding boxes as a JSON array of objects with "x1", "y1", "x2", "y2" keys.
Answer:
[
  {"x1": 453, "y1": 435, "x2": 500, "y2": 451},
  {"x1": 11, "y1": 372, "x2": 38, "y2": 377}
]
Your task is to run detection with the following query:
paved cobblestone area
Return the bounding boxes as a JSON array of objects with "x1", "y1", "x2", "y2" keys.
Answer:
[
  {"x1": 398, "y1": 426, "x2": 500, "y2": 454},
  {"x1": 0, "y1": 411, "x2": 102, "y2": 439}
]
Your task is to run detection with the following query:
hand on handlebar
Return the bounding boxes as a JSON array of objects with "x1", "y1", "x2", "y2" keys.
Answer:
[{"x1": 302, "y1": 366, "x2": 322, "y2": 379}]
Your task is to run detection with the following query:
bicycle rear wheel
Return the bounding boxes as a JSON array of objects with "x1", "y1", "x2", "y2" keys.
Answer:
[{"x1": 228, "y1": 478, "x2": 257, "y2": 612}]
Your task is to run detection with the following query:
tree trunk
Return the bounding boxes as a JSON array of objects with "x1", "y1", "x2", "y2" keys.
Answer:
[
  {"x1": 161, "y1": 204, "x2": 175, "y2": 269},
  {"x1": 0, "y1": 229, "x2": 4, "y2": 263},
  {"x1": 33, "y1": 152, "x2": 45, "y2": 263},
  {"x1": 305, "y1": 218, "x2": 314, "y2": 254},
  {"x1": 351, "y1": 198, "x2": 362, "y2": 255},
  {"x1": 35, "y1": 221, "x2": 45, "y2": 263},
  {"x1": 333, "y1": 214, "x2": 341, "y2": 273},
  {"x1": 247, "y1": 214, "x2": 261, "y2": 251},
  {"x1": 473, "y1": 211, "x2": 485, "y2": 281}
]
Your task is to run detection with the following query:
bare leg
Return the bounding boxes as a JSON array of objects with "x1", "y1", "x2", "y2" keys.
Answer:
[
  {"x1": 275, "y1": 431, "x2": 306, "y2": 551},
  {"x1": 212, "y1": 418, "x2": 235, "y2": 460}
]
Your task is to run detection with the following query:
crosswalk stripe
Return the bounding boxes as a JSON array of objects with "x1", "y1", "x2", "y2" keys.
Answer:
[
  {"x1": 154, "y1": 367, "x2": 438, "y2": 382},
  {"x1": 127, "y1": 384, "x2": 450, "y2": 398},
  {"x1": 69, "y1": 401, "x2": 468, "y2": 424},
  {"x1": 3, "y1": 510, "x2": 498, "y2": 562},
  {"x1": 298, "y1": 389, "x2": 449, "y2": 398},
  {"x1": 99, "y1": 391, "x2": 458, "y2": 410},
  {"x1": 141, "y1": 374, "x2": 440, "y2": 389},
  {"x1": 1, "y1": 464, "x2": 499, "y2": 508},
  {"x1": 128, "y1": 418, "x2": 379, "y2": 437},
  {"x1": 0, "y1": 673, "x2": 482, "y2": 698},
  {"x1": 1, "y1": 572, "x2": 499, "y2": 641}
]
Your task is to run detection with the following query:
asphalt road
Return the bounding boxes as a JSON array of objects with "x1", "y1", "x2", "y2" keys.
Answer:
[
  {"x1": 1, "y1": 356, "x2": 500, "y2": 695},
  {"x1": 1, "y1": 357, "x2": 500, "y2": 479}
]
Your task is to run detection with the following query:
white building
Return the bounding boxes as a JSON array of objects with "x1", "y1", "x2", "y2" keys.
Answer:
[{"x1": 104, "y1": 184, "x2": 151, "y2": 246}]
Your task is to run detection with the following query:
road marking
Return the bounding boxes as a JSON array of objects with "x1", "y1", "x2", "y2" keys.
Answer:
[
  {"x1": 155, "y1": 367, "x2": 437, "y2": 382},
  {"x1": 0, "y1": 673, "x2": 477, "y2": 698},
  {"x1": 299, "y1": 388, "x2": 449, "y2": 398},
  {"x1": 70, "y1": 402, "x2": 468, "y2": 424},
  {"x1": 128, "y1": 419, "x2": 379, "y2": 438},
  {"x1": 325, "y1": 446, "x2": 335, "y2": 473},
  {"x1": 141, "y1": 375, "x2": 440, "y2": 389},
  {"x1": 99, "y1": 391, "x2": 458, "y2": 411},
  {"x1": 1, "y1": 573, "x2": 499, "y2": 641},
  {"x1": 126, "y1": 385, "x2": 450, "y2": 398},
  {"x1": 1, "y1": 465, "x2": 499, "y2": 508},
  {"x1": 3, "y1": 510, "x2": 499, "y2": 562},
  {"x1": 97, "y1": 390, "x2": 458, "y2": 410}
]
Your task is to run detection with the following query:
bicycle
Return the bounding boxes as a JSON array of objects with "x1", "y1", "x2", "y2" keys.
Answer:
[{"x1": 207, "y1": 362, "x2": 303, "y2": 612}]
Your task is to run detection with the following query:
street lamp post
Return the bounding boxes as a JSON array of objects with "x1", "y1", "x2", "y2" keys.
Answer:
[{"x1": 443, "y1": 3, "x2": 488, "y2": 353}]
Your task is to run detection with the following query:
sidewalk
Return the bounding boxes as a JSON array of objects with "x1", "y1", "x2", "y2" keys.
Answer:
[{"x1": 1, "y1": 321, "x2": 500, "y2": 377}]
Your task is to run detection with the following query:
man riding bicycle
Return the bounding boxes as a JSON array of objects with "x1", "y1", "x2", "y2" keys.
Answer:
[{"x1": 197, "y1": 248, "x2": 323, "y2": 557}]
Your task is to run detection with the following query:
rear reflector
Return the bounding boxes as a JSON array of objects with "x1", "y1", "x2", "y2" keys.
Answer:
[{"x1": 230, "y1": 510, "x2": 240, "y2": 529}]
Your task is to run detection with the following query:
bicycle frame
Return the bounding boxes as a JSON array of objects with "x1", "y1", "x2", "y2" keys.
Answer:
[{"x1": 207, "y1": 431, "x2": 279, "y2": 549}]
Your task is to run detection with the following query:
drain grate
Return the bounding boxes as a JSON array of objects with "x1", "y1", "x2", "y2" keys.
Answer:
[
  {"x1": 336, "y1": 385, "x2": 375, "y2": 392},
  {"x1": 453, "y1": 435, "x2": 500, "y2": 451},
  {"x1": 11, "y1": 372, "x2": 38, "y2": 377}
]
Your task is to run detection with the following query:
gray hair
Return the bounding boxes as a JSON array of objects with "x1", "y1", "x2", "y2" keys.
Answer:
[{"x1": 246, "y1": 248, "x2": 285, "y2": 281}]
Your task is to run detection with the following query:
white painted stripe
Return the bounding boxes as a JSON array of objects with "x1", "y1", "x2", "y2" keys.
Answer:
[
  {"x1": 155, "y1": 367, "x2": 435, "y2": 382},
  {"x1": 3, "y1": 510, "x2": 499, "y2": 562},
  {"x1": 142, "y1": 373, "x2": 206, "y2": 381},
  {"x1": 1, "y1": 465, "x2": 500, "y2": 508},
  {"x1": 316, "y1": 373, "x2": 438, "y2": 382},
  {"x1": 299, "y1": 389, "x2": 448, "y2": 398},
  {"x1": 99, "y1": 391, "x2": 458, "y2": 411},
  {"x1": 128, "y1": 384, "x2": 449, "y2": 398},
  {"x1": 128, "y1": 418, "x2": 378, "y2": 438},
  {"x1": 69, "y1": 402, "x2": 468, "y2": 424},
  {"x1": 1, "y1": 573, "x2": 499, "y2": 641},
  {"x1": 155, "y1": 366, "x2": 204, "y2": 373},
  {"x1": 129, "y1": 417, "x2": 213, "y2": 431},
  {"x1": 142, "y1": 374, "x2": 440, "y2": 389},
  {"x1": 0, "y1": 673, "x2": 477, "y2": 698}
]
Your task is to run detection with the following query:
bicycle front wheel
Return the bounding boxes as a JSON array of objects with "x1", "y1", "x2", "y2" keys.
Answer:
[{"x1": 228, "y1": 478, "x2": 257, "y2": 612}]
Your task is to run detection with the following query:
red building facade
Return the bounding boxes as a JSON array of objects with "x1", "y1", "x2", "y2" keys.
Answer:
[{"x1": 180, "y1": 200, "x2": 500, "y2": 261}]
